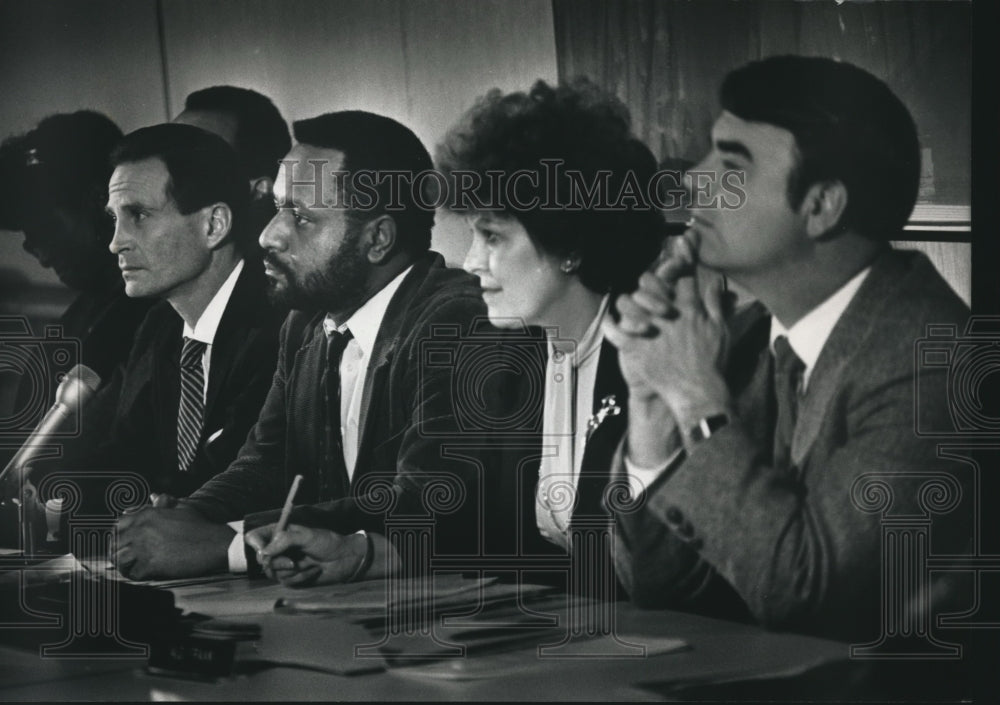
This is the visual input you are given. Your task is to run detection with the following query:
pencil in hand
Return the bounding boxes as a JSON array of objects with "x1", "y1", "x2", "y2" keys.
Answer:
[{"x1": 275, "y1": 474, "x2": 303, "y2": 535}]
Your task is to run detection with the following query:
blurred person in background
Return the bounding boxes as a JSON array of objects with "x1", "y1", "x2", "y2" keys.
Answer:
[
  {"x1": 0, "y1": 111, "x2": 156, "y2": 389},
  {"x1": 0, "y1": 111, "x2": 154, "y2": 546},
  {"x1": 174, "y1": 85, "x2": 291, "y2": 242}
]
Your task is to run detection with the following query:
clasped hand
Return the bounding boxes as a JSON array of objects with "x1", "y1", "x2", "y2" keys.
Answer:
[{"x1": 602, "y1": 235, "x2": 733, "y2": 429}]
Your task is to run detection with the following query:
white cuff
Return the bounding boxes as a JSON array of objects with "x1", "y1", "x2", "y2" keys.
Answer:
[
  {"x1": 624, "y1": 445, "x2": 685, "y2": 499},
  {"x1": 227, "y1": 520, "x2": 247, "y2": 573}
]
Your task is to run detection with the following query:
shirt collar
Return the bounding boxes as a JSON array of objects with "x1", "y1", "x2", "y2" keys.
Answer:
[
  {"x1": 769, "y1": 265, "x2": 870, "y2": 389},
  {"x1": 322, "y1": 265, "x2": 414, "y2": 356},
  {"x1": 548, "y1": 294, "x2": 610, "y2": 367},
  {"x1": 182, "y1": 259, "x2": 244, "y2": 344}
]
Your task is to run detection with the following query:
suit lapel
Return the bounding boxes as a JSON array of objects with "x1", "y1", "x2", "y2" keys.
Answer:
[
  {"x1": 791, "y1": 250, "x2": 903, "y2": 466},
  {"x1": 203, "y1": 262, "x2": 263, "y2": 421},
  {"x1": 573, "y1": 340, "x2": 628, "y2": 521},
  {"x1": 726, "y1": 303, "x2": 774, "y2": 449},
  {"x1": 157, "y1": 314, "x2": 184, "y2": 471},
  {"x1": 291, "y1": 314, "x2": 327, "y2": 499},
  {"x1": 582, "y1": 340, "x2": 628, "y2": 465},
  {"x1": 354, "y1": 255, "x2": 439, "y2": 474}
]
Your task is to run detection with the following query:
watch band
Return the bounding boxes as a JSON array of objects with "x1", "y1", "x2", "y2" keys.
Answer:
[{"x1": 689, "y1": 413, "x2": 730, "y2": 442}]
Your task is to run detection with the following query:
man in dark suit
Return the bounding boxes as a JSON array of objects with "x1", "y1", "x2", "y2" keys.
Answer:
[
  {"x1": 604, "y1": 56, "x2": 973, "y2": 642},
  {"x1": 113, "y1": 111, "x2": 493, "y2": 582},
  {"x1": 39, "y1": 124, "x2": 283, "y2": 517}
]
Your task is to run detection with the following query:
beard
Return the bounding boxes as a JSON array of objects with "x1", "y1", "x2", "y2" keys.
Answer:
[{"x1": 265, "y1": 223, "x2": 370, "y2": 313}]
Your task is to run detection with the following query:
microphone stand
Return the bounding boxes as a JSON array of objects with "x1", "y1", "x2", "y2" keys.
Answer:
[
  {"x1": 17, "y1": 479, "x2": 45, "y2": 559},
  {"x1": 1, "y1": 445, "x2": 62, "y2": 563},
  {"x1": 0, "y1": 364, "x2": 101, "y2": 562}
]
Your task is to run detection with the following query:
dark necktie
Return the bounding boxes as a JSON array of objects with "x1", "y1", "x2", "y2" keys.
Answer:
[
  {"x1": 320, "y1": 328, "x2": 353, "y2": 501},
  {"x1": 772, "y1": 335, "x2": 804, "y2": 472},
  {"x1": 177, "y1": 337, "x2": 208, "y2": 472}
]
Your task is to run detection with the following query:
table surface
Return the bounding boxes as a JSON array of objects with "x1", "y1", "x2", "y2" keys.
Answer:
[{"x1": 0, "y1": 571, "x2": 854, "y2": 701}]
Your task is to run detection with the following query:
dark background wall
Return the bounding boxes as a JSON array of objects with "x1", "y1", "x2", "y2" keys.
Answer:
[
  {"x1": 0, "y1": 0, "x2": 559, "y2": 289},
  {"x1": 0, "y1": 0, "x2": 977, "y2": 314}
]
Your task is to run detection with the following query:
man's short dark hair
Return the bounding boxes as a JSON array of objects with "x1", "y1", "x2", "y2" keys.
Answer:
[
  {"x1": 720, "y1": 55, "x2": 920, "y2": 240},
  {"x1": 111, "y1": 123, "x2": 251, "y2": 250},
  {"x1": 436, "y1": 78, "x2": 665, "y2": 295},
  {"x1": 184, "y1": 85, "x2": 291, "y2": 181},
  {"x1": 0, "y1": 110, "x2": 123, "y2": 233},
  {"x1": 292, "y1": 111, "x2": 435, "y2": 255}
]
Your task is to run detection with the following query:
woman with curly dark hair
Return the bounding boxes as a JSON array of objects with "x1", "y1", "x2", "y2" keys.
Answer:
[{"x1": 437, "y1": 78, "x2": 665, "y2": 564}]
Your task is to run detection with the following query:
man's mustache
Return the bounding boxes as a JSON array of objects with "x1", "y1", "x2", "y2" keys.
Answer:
[{"x1": 263, "y1": 253, "x2": 292, "y2": 276}]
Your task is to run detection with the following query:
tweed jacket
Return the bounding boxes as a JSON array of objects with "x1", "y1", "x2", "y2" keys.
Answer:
[{"x1": 613, "y1": 249, "x2": 974, "y2": 640}]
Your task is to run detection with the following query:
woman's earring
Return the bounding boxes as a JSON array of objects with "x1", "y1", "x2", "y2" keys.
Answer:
[{"x1": 560, "y1": 259, "x2": 578, "y2": 274}]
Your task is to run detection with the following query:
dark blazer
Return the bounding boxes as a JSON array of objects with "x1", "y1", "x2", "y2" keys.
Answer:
[
  {"x1": 183, "y1": 252, "x2": 495, "y2": 557},
  {"x1": 61, "y1": 282, "x2": 158, "y2": 384},
  {"x1": 613, "y1": 249, "x2": 974, "y2": 641},
  {"x1": 482, "y1": 338, "x2": 630, "y2": 591},
  {"x1": 0, "y1": 283, "x2": 155, "y2": 545},
  {"x1": 44, "y1": 260, "x2": 284, "y2": 501},
  {"x1": 576, "y1": 340, "x2": 630, "y2": 521},
  {"x1": 2, "y1": 283, "x2": 154, "y2": 464}
]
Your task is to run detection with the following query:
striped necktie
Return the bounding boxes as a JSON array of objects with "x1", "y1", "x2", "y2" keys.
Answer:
[{"x1": 177, "y1": 336, "x2": 208, "y2": 472}]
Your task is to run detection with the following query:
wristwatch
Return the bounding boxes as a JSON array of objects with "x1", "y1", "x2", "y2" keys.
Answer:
[{"x1": 688, "y1": 413, "x2": 730, "y2": 443}]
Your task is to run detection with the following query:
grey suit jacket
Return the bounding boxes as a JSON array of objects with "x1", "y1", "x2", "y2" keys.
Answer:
[{"x1": 614, "y1": 248, "x2": 974, "y2": 641}]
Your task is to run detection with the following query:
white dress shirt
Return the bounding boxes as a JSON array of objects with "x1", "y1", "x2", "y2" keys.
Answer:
[
  {"x1": 769, "y1": 265, "x2": 871, "y2": 391},
  {"x1": 228, "y1": 265, "x2": 413, "y2": 572},
  {"x1": 181, "y1": 259, "x2": 245, "y2": 402},
  {"x1": 322, "y1": 265, "x2": 413, "y2": 479},
  {"x1": 535, "y1": 295, "x2": 609, "y2": 551},
  {"x1": 173, "y1": 257, "x2": 248, "y2": 571}
]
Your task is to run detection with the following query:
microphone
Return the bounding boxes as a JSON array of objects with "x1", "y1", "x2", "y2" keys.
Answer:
[{"x1": 0, "y1": 364, "x2": 102, "y2": 492}]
